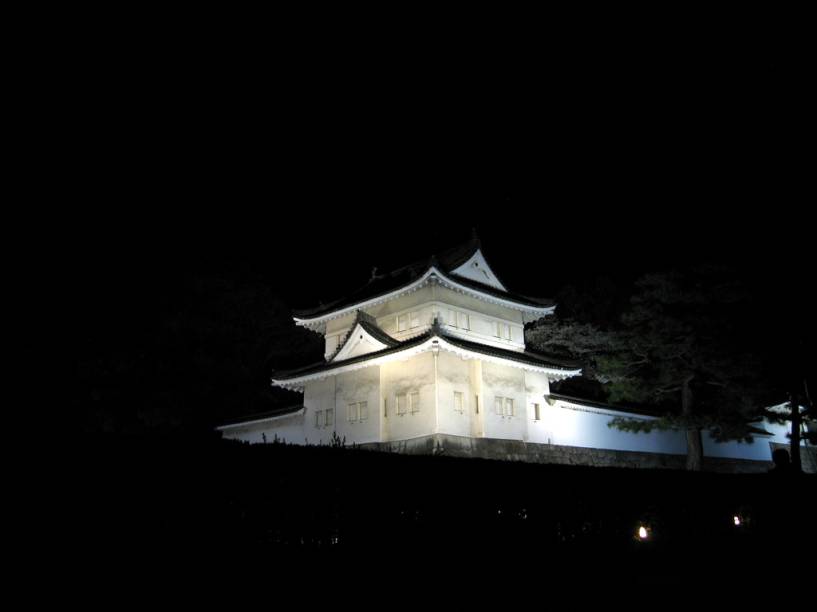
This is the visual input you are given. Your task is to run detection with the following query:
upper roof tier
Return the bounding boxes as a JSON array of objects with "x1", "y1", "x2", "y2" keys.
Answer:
[{"x1": 293, "y1": 234, "x2": 555, "y2": 330}]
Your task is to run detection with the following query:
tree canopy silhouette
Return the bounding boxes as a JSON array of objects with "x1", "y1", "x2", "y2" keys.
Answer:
[{"x1": 528, "y1": 266, "x2": 776, "y2": 470}]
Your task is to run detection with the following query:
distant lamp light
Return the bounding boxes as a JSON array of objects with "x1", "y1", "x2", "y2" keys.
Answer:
[
  {"x1": 638, "y1": 525, "x2": 649, "y2": 540},
  {"x1": 733, "y1": 515, "x2": 741, "y2": 526}
]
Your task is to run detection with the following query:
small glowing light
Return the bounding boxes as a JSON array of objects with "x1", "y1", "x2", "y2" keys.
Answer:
[
  {"x1": 733, "y1": 515, "x2": 741, "y2": 526},
  {"x1": 638, "y1": 526, "x2": 648, "y2": 540}
]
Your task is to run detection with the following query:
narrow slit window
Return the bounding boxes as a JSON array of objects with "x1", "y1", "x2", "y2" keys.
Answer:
[
  {"x1": 454, "y1": 391, "x2": 464, "y2": 413},
  {"x1": 533, "y1": 403, "x2": 540, "y2": 421}
]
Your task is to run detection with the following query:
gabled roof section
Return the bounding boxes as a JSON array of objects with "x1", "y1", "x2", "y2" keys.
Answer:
[
  {"x1": 293, "y1": 232, "x2": 554, "y2": 329},
  {"x1": 330, "y1": 311, "x2": 399, "y2": 363},
  {"x1": 448, "y1": 246, "x2": 507, "y2": 291}
]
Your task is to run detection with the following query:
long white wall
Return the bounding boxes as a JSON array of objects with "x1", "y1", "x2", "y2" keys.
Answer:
[{"x1": 222, "y1": 354, "x2": 799, "y2": 465}]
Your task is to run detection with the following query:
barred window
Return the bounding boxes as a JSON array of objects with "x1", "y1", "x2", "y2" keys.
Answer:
[
  {"x1": 494, "y1": 396, "x2": 515, "y2": 417},
  {"x1": 410, "y1": 391, "x2": 420, "y2": 413},
  {"x1": 347, "y1": 402, "x2": 368, "y2": 423},
  {"x1": 448, "y1": 309, "x2": 471, "y2": 330}
]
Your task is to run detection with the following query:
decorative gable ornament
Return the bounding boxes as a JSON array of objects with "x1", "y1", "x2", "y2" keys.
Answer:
[{"x1": 449, "y1": 248, "x2": 507, "y2": 291}]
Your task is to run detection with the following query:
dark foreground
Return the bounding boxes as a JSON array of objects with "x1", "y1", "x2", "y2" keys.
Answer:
[{"x1": 61, "y1": 435, "x2": 815, "y2": 591}]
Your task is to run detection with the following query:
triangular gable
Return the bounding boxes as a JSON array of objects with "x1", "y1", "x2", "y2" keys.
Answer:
[
  {"x1": 331, "y1": 321, "x2": 396, "y2": 362},
  {"x1": 448, "y1": 248, "x2": 507, "y2": 291}
]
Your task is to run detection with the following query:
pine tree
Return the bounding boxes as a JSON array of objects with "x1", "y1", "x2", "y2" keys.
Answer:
[{"x1": 528, "y1": 266, "x2": 772, "y2": 471}]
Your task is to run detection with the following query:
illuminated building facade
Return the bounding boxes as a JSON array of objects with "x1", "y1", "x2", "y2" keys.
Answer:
[{"x1": 218, "y1": 236, "x2": 798, "y2": 471}]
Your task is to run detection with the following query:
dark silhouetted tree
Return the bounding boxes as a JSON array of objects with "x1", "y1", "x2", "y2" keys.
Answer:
[{"x1": 529, "y1": 266, "x2": 774, "y2": 471}]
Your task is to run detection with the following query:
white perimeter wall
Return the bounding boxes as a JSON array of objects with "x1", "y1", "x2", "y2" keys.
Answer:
[{"x1": 222, "y1": 356, "x2": 799, "y2": 464}]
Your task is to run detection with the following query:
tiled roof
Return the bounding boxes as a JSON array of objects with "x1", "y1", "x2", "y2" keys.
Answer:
[
  {"x1": 218, "y1": 404, "x2": 304, "y2": 427},
  {"x1": 440, "y1": 334, "x2": 581, "y2": 371},
  {"x1": 273, "y1": 331, "x2": 432, "y2": 380},
  {"x1": 325, "y1": 310, "x2": 401, "y2": 361},
  {"x1": 292, "y1": 235, "x2": 553, "y2": 319},
  {"x1": 547, "y1": 393, "x2": 664, "y2": 418},
  {"x1": 355, "y1": 312, "x2": 401, "y2": 347},
  {"x1": 272, "y1": 324, "x2": 578, "y2": 382}
]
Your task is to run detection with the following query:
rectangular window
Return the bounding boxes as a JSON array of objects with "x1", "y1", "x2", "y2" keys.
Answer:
[
  {"x1": 504, "y1": 324, "x2": 511, "y2": 340},
  {"x1": 397, "y1": 314, "x2": 408, "y2": 332},
  {"x1": 315, "y1": 410, "x2": 323, "y2": 428},
  {"x1": 447, "y1": 309, "x2": 456, "y2": 326},
  {"x1": 495, "y1": 322, "x2": 501, "y2": 338},
  {"x1": 347, "y1": 402, "x2": 368, "y2": 423},
  {"x1": 457, "y1": 312, "x2": 470, "y2": 330},
  {"x1": 495, "y1": 397, "x2": 503, "y2": 415},
  {"x1": 410, "y1": 391, "x2": 420, "y2": 413},
  {"x1": 475, "y1": 395, "x2": 479, "y2": 414},
  {"x1": 397, "y1": 394, "x2": 407, "y2": 415},
  {"x1": 533, "y1": 403, "x2": 540, "y2": 421},
  {"x1": 454, "y1": 391, "x2": 464, "y2": 413},
  {"x1": 383, "y1": 398, "x2": 388, "y2": 418},
  {"x1": 325, "y1": 408, "x2": 334, "y2": 426},
  {"x1": 410, "y1": 311, "x2": 420, "y2": 328},
  {"x1": 505, "y1": 398, "x2": 515, "y2": 417}
]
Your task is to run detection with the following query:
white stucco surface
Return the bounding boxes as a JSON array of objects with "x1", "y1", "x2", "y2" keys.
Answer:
[{"x1": 220, "y1": 249, "x2": 809, "y2": 468}]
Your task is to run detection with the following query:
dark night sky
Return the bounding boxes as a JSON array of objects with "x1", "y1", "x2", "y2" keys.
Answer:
[{"x1": 44, "y1": 20, "x2": 811, "y2": 354}]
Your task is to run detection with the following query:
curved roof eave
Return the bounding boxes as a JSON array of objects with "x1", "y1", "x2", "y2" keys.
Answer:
[
  {"x1": 293, "y1": 266, "x2": 555, "y2": 331},
  {"x1": 271, "y1": 332, "x2": 581, "y2": 391}
]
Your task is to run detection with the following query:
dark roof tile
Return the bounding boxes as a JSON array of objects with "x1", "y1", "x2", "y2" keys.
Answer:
[
  {"x1": 272, "y1": 327, "x2": 577, "y2": 382},
  {"x1": 292, "y1": 236, "x2": 552, "y2": 319}
]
